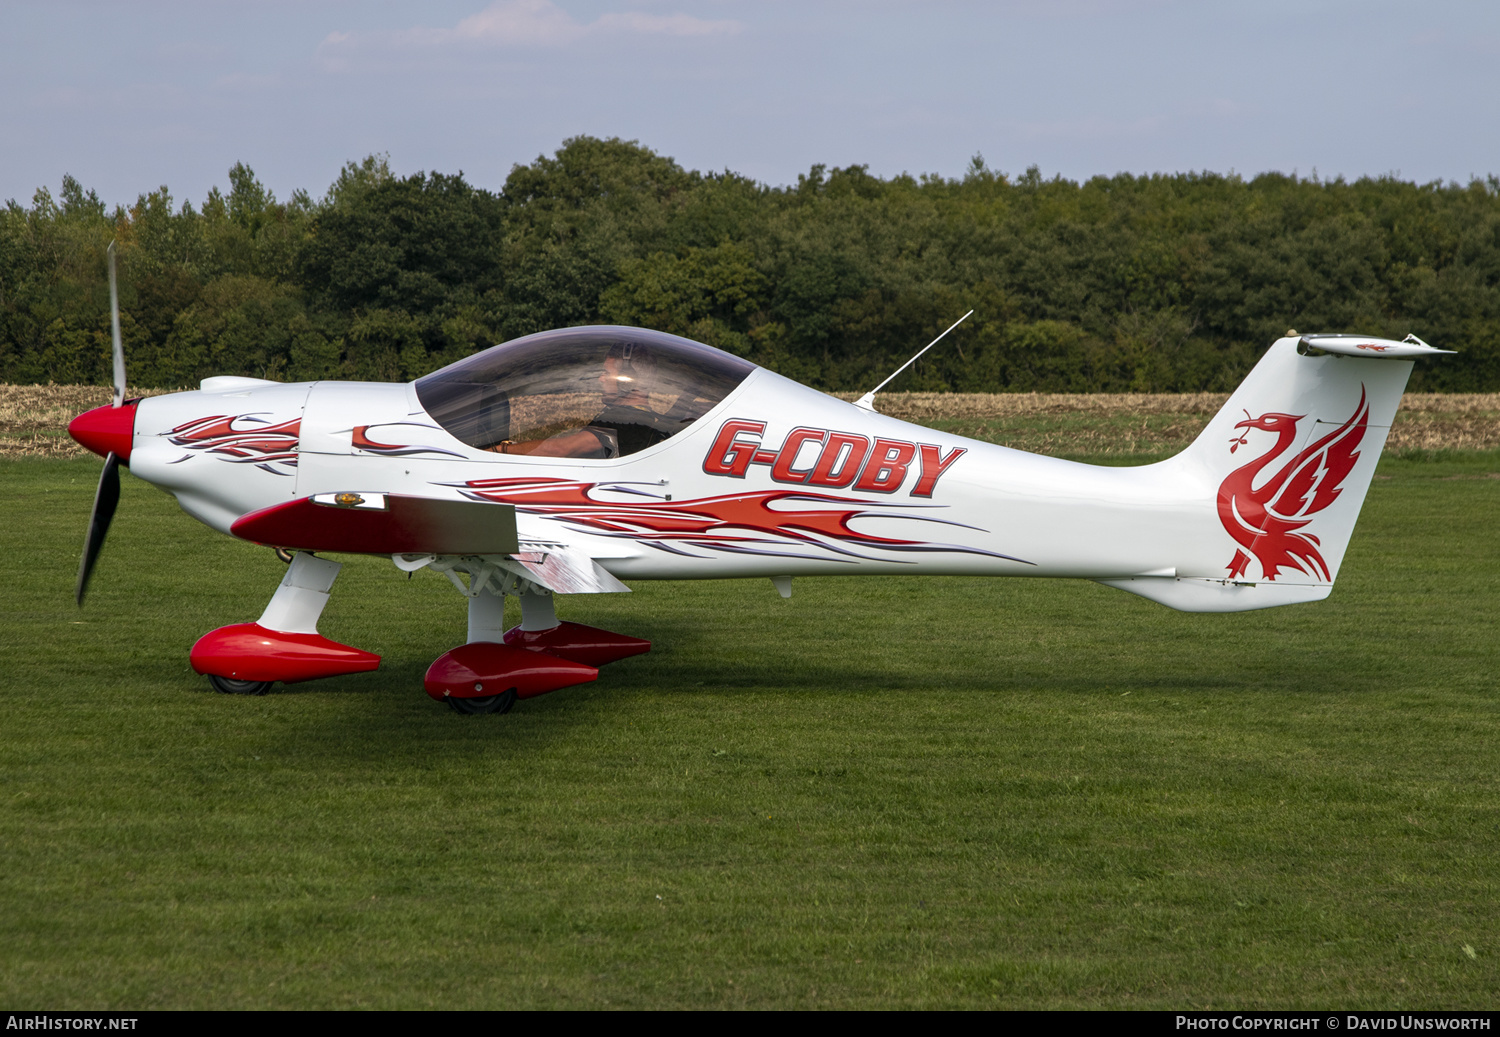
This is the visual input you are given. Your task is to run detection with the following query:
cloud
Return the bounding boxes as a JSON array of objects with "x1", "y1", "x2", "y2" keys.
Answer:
[
  {"x1": 319, "y1": 0, "x2": 742, "y2": 62},
  {"x1": 451, "y1": 0, "x2": 585, "y2": 46}
]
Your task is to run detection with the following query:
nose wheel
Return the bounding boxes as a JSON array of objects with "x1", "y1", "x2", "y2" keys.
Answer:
[
  {"x1": 446, "y1": 689, "x2": 517, "y2": 715},
  {"x1": 207, "y1": 674, "x2": 274, "y2": 696}
]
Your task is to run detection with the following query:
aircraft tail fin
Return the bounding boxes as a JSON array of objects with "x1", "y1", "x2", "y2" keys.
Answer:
[{"x1": 1099, "y1": 332, "x2": 1450, "y2": 612}]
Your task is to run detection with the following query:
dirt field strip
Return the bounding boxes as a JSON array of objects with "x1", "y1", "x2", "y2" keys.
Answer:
[
  {"x1": 5, "y1": 385, "x2": 1499, "y2": 458},
  {"x1": 843, "y1": 391, "x2": 1500, "y2": 454},
  {"x1": 0, "y1": 385, "x2": 180, "y2": 458}
]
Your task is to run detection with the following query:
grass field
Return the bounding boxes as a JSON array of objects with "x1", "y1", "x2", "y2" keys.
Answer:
[{"x1": 2, "y1": 430, "x2": 1498, "y2": 1006}]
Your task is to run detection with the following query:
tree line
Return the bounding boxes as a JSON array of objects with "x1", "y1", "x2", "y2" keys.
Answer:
[{"x1": 2, "y1": 136, "x2": 1497, "y2": 393}]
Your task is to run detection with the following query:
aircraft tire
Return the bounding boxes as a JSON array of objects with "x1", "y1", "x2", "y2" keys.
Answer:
[
  {"x1": 208, "y1": 675, "x2": 274, "y2": 696},
  {"x1": 446, "y1": 689, "x2": 518, "y2": 715}
]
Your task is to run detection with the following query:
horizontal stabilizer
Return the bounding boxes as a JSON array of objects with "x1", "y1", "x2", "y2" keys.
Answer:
[
  {"x1": 1300, "y1": 333, "x2": 1454, "y2": 359},
  {"x1": 232, "y1": 493, "x2": 519, "y2": 555},
  {"x1": 1094, "y1": 576, "x2": 1331, "y2": 613}
]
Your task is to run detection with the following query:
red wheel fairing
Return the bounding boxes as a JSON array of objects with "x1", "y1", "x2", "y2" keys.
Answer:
[
  {"x1": 190, "y1": 623, "x2": 380, "y2": 684},
  {"x1": 424, "y1": 642, "x2": 598, "y2": 702},
  {"x1": 503, "y1": 621, "x2": 651, "y2": 667}
]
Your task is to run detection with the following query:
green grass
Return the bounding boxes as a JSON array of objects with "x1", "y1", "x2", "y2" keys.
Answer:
[{"x1": 1, "y1": 453, "x2": 1498, "y2": 1009}]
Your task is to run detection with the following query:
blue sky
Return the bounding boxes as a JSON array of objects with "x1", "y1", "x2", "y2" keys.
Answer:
[{"x1": 6, "y1": 0, "x2": 1499, "y2": 208}]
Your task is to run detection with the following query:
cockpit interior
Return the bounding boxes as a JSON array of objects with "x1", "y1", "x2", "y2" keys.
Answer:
[{"x1": 415, "y1": 326, "x2": 756, "y2": 459}]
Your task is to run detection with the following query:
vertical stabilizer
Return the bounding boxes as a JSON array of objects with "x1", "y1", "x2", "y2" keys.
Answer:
[{"x1": 1100, "y1": 333, "x2": 1444, "y2": 612}]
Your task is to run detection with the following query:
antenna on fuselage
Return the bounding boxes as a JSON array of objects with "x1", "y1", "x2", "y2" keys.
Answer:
[{"x1": 852, "y1": 309, "x2": 973, "y2": 412}]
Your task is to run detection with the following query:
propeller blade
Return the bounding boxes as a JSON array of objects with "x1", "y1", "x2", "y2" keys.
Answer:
[
  {"x1": 76, "y1": 452, "x2": 120, "y2": 606},
  {"x1": 107, "y1": 241, "x2": 125, "y2": 407}
]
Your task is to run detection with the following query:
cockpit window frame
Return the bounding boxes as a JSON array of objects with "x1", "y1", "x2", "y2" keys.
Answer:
[{"x1": 414, "y1": 326, "x2": 758, "y2": 462}]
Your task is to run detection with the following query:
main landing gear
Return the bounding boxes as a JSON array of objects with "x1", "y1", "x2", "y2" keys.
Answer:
[
  {"x1": 186, "y1": 551, "x2": 650, "y2": 714},
  {"x1": 189, "y1": 552, "x2": 381, "y2": 695},
  {"x1": 422, "y1": 575, "x2": 649, "y2": 715}
]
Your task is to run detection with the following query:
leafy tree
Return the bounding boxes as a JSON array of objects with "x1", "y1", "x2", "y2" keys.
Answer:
[{"x1": 3, "y1": 140, "x2": 1498, "y2": 391}]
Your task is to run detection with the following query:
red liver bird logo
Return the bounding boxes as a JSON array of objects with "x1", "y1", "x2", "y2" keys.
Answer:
[{"x1": 1216, "y1": 388, "x2": 1369, "y2": 581}]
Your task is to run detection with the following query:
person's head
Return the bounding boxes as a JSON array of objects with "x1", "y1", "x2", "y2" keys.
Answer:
[{"x1": 601, "y1": 341, "x2": 656, "y2": 402}]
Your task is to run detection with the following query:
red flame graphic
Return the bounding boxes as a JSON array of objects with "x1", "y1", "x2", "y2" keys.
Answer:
[
  {"x1": 351, "y1": 424, "x2": 465, "y2": 458},
  {"x1": 169, "y1": 414, "x2": 301, "y2": 465},
  {"x1": 1217, "y1": 389, "x2": 1368, "y2": 581},
  {"x1": 456, "y1": 476, "x2": 1023, "y2": 564}
]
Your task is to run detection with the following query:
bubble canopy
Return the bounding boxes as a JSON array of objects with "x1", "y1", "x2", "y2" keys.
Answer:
[{"x1": 414, "y1": 326, "x2": 757, "y2": 458}]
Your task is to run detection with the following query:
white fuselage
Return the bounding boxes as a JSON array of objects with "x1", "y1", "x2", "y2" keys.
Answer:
[
  {"x1": 130, "y1": 368, "x2": 1215, "y2": 583},
  {"x1": 128, "y1": 331, "x2": 1424, "y2": 617}
]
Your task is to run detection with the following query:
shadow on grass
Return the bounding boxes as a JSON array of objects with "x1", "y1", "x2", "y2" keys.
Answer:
[{"x1": 252, "y1": 600, "x2": 1446, "y2": 774}]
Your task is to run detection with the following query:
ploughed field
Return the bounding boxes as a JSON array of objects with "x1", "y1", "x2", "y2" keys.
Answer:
[
  {"x1": 1, "y1": 389, "x2": 1497, "y2": 1008},
  {"x1": 7, "y1": 384, "x2": 1500, "y2": 458}
]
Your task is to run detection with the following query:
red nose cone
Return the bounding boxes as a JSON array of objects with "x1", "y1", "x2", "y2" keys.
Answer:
[{"x1": 68, "y1": 401, "x2": 138, "y2": 462}]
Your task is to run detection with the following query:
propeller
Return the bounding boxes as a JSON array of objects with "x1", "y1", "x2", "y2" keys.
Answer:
[
  {"x1": 76, "y1": 454, "x2": 120, "y2": 605},
  {"x1": 75, "y1": 242, "x2": 129, "y2": 605}
]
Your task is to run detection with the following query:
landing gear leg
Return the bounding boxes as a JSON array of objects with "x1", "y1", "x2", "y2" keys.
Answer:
[
  {"x1": 467, "y1": 581, "x2": 507, "y2": 644},
  {"x1": 259, "y1": 552, "x2": 342, "y2": 634},
  {"x1": 518, "y1": 586, "x2": 558, "y2": 632}
]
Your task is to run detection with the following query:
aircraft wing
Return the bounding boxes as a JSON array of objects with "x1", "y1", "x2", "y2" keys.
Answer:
[
  {"x1": 231, "y1": 492, "x2": 520, "y2": 555},
  {"x1": 230, "y1": 493, "x2": 630, "y2": 594}
]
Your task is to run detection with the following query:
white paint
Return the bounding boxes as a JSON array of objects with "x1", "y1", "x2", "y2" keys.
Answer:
[
  {"x1": 467, "y1": 583, "x2": 507, "y2": 643},
  {"x1": 200, "y1": 376, "x2": 282, "y2": 392},
  {"x1": 257, "y1": 551, "x2": 342, "y2": 633},
  {"x1": 519, "y1": 587, "x2": 558, "y2": 631}
]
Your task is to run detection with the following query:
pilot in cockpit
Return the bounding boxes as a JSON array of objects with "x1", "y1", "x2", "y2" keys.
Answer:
[{"x1": 495, "y1": 341, "x2": 676, "y2": 458}]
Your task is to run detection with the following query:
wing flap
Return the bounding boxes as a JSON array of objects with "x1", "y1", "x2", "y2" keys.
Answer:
[{"x1": 508, "y1": 546, "x2": 630, "y2": 594}]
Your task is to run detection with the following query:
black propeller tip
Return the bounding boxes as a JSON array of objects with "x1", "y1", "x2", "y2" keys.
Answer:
[{"x1": 76, "y1": 452, "x2": 120, "y2": 606}]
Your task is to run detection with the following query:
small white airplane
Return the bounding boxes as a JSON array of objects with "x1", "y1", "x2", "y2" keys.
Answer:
[{"x1": 68, "y1": 246, "x2": 1452, "y2": 713}]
